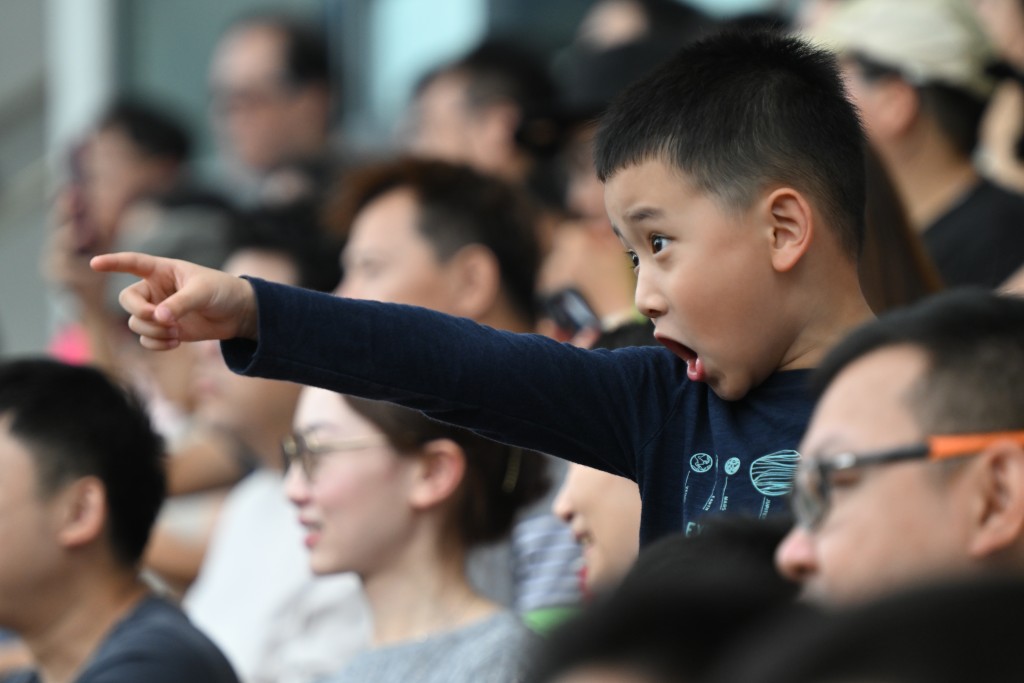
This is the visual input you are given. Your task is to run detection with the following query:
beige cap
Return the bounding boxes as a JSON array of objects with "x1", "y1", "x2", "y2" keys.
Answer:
[{"x1": 810, "y1": 0, "x2": 997, "y2": 100}]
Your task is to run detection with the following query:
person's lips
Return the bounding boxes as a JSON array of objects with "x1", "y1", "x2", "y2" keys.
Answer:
[
  {"x1": 655, "y1": 335, "x2": 707, "y2": 382},
  {"x1": 298, "y1": 517, "x2": 322, "y2": 549}
]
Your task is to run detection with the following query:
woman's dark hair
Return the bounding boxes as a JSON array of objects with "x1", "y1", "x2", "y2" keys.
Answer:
[
  {"x1": 343, "y1": 396, "x2": 549, "y2": 550},
  {"x1": 859, "y1": 145, "x2": 944, "y2": 312}
]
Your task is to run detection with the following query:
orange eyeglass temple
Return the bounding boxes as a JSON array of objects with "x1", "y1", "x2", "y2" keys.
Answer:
[{"x1": 928, "y1": 431, "x2": 1024, "y2": 460}]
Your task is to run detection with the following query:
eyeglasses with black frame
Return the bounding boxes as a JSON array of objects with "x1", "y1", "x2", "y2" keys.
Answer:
[
  {"x1": 793, "y1": 430, "x2": 1024, "y2": 531},
  {"x1": 281, "y1": 430, "x2": 390, "y2": 479}
]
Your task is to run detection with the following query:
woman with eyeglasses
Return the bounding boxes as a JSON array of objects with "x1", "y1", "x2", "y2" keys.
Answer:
[{"x1": 283, "y1": 387, "x2": 549, "y2": 683}]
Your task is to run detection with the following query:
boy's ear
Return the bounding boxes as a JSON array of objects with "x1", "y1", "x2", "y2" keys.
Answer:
[
  {"x1": 55, "y1": 476, "x2": 107, "y2": 550},
  {"x1": 764, "y1": 187, "x2": 814, "y2": 273},
  {"x1": 408, "y1": 438, "x2": 466, "y2": 511},
  {"x1": 446, "y1": 244, "x2": 501, "y2": 319},
  {"x1": 966, "y1": 443, "x2": 1024, "y2": 560}
]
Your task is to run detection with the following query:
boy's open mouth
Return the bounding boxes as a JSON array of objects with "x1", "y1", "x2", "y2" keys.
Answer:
[{"x1": 656, "y1": 336, "x2": 707, "y2": 383}]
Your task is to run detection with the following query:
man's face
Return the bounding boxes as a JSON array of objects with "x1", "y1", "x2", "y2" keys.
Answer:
[
  {"x1": 209, "y1": 25, "x2": 316, "y2": 172},
  {"x1": 604, "y1": 160, "x2": 785, "y2": 400},
  {"x1": 0, "y1": 419, "x2": 63, "y2": 628},
  {"x1": 337, "y1": 187, "x2": 462, "y2": 313},
  {"x1": 406, "y1": 73, "x2": 513, "y2": 178},
  {"x1": 84, "y1": 128, "x2": 174, "y2": 239},
  {"x1": 407, "y1": 73, "x2": 475, "y2": 165},
  {"x1": 775, "y1": 345, "x2": 975, "y2": 604}
]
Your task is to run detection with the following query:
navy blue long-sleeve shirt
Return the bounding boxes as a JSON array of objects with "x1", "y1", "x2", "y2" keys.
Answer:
[{"x1": 223, "y1": 279, "x2": 813, "y2": 544}]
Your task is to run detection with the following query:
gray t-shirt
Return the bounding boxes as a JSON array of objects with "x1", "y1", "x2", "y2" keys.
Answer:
[
  {"x1": 322, "y1": 610, "x2": 533, "y2": 683},
  {"x1": 8, "y1": 595, "x2": 239, "y2": 683}
]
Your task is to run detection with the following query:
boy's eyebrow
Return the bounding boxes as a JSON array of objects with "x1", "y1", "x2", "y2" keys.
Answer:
[{"x1": 624, "y1": 207, "x2": 663, "y2": 223}]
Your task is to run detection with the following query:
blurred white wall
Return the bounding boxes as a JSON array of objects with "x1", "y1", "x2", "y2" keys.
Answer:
[{"x1": 0, "y1": 0, "x2": 51, "y2": 356}]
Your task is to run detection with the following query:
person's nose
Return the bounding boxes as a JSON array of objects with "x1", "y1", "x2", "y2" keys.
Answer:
[
  {"x1": 283, "y1": 461, "x2": 312, "y2": 508},
  {"x1": 775, "y1": 525, "x2": 819, "y2": 584},
  {"x1": 633, "y1": 268, "x2": 667, "y2": 320},
  {"x1": 551, "y1": 475, "x2": 576, "y2": 524}
]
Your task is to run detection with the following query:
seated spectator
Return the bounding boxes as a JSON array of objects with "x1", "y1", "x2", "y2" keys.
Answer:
[
  {"x1": 159, "y1": 202, "x2": 340, "y2": 497},
  {"x1": 284, "y1": 393, "x2": 547, "y2": 682},
  {"x1": 814, "y1": 0, "x2": 1024, "y2": 288},
  {"x1": 538, "y1": 39, "x2": 681, "y2": 340},
  {"x1": 776, "y1": 289, "x2": 1024, "y2": 604},
  {"x1": 208, "y1": 12, "x2": 334, "y2": 203},
  {"x1": 526, "y1": 518, "x2": 798, "y2": 683},
  {"x1": 0, "y1": 359, "x2": 238, "y2": 683},
  {"x1": 404, "y1": 40, "x2": 562, "y2": 210},
  {"x1": 709, "y1": 576, "x2": 1024, "y2": 683},
  {"x1": 551, "y1": 323, "x2": 659, "y2": 595},
  {"x1": 973, "y1": 0, "x2": 1024, "y2": 192},
  {"x1": 177, "y1": 211, "x2": 369, "y2": 683},
  {"x1": 327, "y1": 158, "x2": 582, "y2": 620},
  {"x1": 46, "y1": 99, "x2": 192, "y2": 367}
]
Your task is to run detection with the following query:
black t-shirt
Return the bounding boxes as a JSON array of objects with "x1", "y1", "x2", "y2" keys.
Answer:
[
  {"x1": 924, "y1": 179, "x2": 1024, "y2": 288},
  {"x1": 9, "y1": 596, "x2": 239, "y2": 683}
]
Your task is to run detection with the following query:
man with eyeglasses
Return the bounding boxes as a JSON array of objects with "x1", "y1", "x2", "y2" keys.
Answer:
[
  {"x1": 208, "y1": 12, "x2": 334, "y2": 202},
  {"x1": 776, "y1": 289, "x2": 1024, "y2": 604}
]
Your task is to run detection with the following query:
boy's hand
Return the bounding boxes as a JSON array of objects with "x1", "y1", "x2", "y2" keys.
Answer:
[{"x1": 90, "y1": 252, "x2": 258, "y2": 350}]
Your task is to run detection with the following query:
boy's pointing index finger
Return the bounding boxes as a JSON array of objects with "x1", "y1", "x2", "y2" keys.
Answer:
[{"x1": 90, "y1": 252, "x2": 160, "y2": 278}]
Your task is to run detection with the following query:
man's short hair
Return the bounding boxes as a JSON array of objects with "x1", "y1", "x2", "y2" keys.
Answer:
[
  {"x1": 230, "y1": 12, "x2": 331, "y2": 89},
  {"x1": 97, "y1": 98, "x2": 192, "y2": 164},
  {"x1": 227, "y1": 201, "x2": 343, "y2": 293},
  {"x1": 327, "y1": 158, "x2": 542, "y2": 322},
  {"x1": 594, "y1": 30, "x2": 866, "y2": 260},
  {"x1": 812, "y1": 289, "x2": 1024, "y2": 435},
  {"x1": 0, "y1": 359, "x2": 166, "y2": 566},
  {"x1": 415, "y1": 39, "x2": 556, "y2": 123}
]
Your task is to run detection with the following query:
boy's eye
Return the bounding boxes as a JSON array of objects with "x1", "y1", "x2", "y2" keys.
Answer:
[
  {"x1": 626, "y1": 250, "x2": 639, "y2": 268},
  {"x1": 650, "y1": 235, "x2": 668, "y2": 253}
]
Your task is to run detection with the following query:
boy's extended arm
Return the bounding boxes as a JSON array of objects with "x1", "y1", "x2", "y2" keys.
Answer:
[{"x1": 222, "y1": 278, "x2": 687, "y2": 479}]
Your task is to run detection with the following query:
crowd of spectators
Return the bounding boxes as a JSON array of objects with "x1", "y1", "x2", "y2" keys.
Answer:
[{"x1": 5, "y1": 1, "x2": 1024, "y2": 682}]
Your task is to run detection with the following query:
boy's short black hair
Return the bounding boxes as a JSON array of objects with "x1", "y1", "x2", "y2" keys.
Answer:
[
  {"x1": 97, "y1": 98, "x2": 192, "y2": 163},
  {"x1": 0, "y1": 359, "x2": 165, "y2": 567},
  {"x1": 327, "y1": 158, "x2": 542, "y2": 323},
  {"x1": 812, "y1": 289, "x2": 1024, "y2": 435},
  {"x1": 595, "y1": 30, "x2": 866, "y2": 259}
]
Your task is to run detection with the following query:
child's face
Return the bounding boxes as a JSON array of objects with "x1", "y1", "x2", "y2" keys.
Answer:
[{"x1": 604, "y1": 160, "x2": 784, "y2": 400}]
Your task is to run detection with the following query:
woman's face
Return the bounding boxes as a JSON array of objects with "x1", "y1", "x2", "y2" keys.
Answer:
[
  {"x1": 552, "y1": 463, "x2": 642, "y2": 591},
  {"x1": 285, "y1": 387, "x2": 419, "y2": 576}
]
